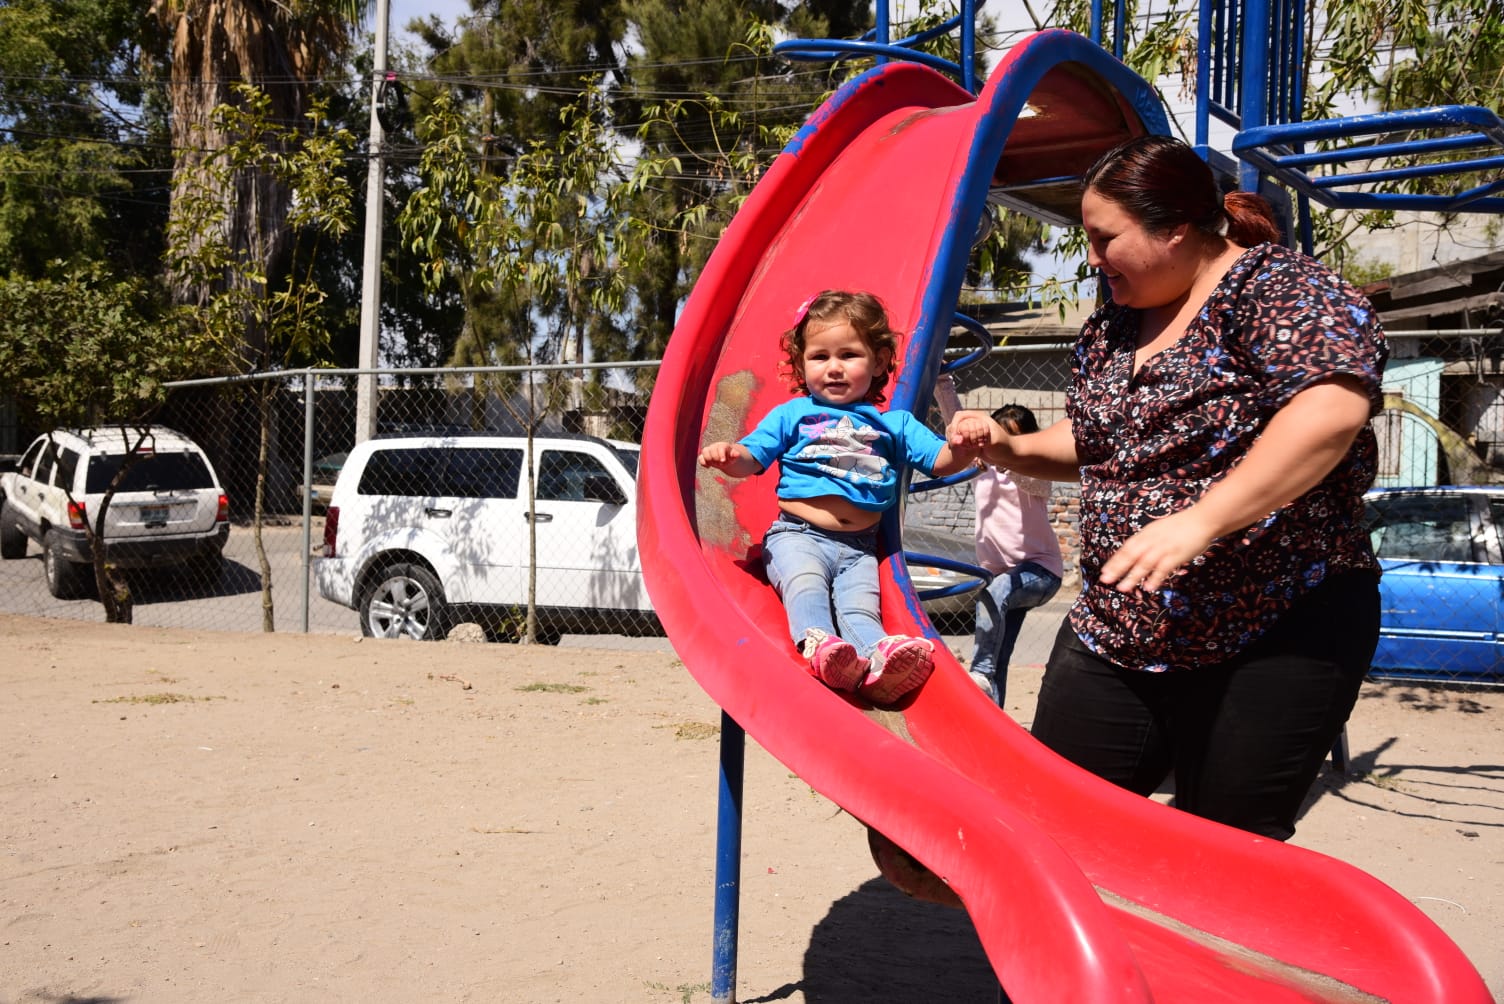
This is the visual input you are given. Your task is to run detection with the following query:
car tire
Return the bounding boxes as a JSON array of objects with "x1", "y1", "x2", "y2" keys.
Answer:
[
  {"x1": 0, "y1": 501, "x2": 26, "y2": 558},
  {"x1": 359, "y1": 562, "x2": 447, "y2": 640},
  {"x1": 43, "y1": 531, "x2": 91, "y2": 599}
]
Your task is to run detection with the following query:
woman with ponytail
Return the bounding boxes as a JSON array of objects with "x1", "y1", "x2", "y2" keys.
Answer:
[{"x1": 948, "y1": 134, "x2": 1388, "y2": 841}]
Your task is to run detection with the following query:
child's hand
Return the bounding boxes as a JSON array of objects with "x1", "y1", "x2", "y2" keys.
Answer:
[
  {"x1": 948, "y1": 439, "x2": 982, "y2": 464},
  {"x1": 699, "y1": 441, "x2": 749, "y2": 471}
]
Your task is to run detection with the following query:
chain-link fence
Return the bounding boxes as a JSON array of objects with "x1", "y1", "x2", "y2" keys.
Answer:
[
  {"x1": 1, "y1": 336, "x2": 1501, "y2": 685},
  {"x1": 0, "y1": 363, "x2": 659, "y2": 645}
]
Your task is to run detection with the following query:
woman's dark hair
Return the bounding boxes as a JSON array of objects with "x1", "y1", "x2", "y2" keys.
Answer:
[
  {"x1": 1082, "y1": 134, "x2": 1282, "y2": 247},
  {"x1": 780, "y1": 290, "x2": 898, "y2": 404}
]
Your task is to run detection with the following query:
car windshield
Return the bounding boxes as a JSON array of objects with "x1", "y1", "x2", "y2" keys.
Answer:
[
  {"x1": 86, "y1": 451, "x2": 216, "y2": 494},
  {"x1": 610, "y1": 445, "x2": 639, "y2": 478}
]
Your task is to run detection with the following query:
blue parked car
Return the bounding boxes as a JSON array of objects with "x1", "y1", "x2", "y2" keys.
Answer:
[{"x1": 1363, "y1": 486, "x2": 1504, "y2": 684}]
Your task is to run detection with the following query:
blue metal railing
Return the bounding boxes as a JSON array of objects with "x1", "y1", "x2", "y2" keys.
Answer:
[
  {"x1": 905, "y1": 311, "x2": 997, "y2": 653},
  {"x1": 1095, "y1": 0, "x2": 1504, "y2": 221},
  {"x1": 774, "y1": 0, "x2": 980, "y2": 94}
]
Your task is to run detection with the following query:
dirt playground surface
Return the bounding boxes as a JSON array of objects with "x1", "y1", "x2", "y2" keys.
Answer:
[{"x1": 1, "y1": 613, "x2": 1500, "y2": 1002}]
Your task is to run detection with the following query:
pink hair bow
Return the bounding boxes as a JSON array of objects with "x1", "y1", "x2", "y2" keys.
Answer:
[{"x1": 791, "y1": 294, "x2": 816, "y2": 327}]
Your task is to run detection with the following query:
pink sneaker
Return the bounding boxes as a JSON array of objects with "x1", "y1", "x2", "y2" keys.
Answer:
[
  {"x1": 800, "y1": 629, "x2": 867, "y2": 691},
  {"x1": 858, "y1": 635, "x2": 934, "y2": 705}
]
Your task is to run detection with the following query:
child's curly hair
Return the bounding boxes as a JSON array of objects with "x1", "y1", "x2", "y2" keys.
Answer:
[{"x1": 779, "y1": 290, "x2": 899, "y2": 404}]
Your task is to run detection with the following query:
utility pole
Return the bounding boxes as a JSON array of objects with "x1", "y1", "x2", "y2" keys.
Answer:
[{"x1": 354, "y1": 0, "x2": 389, "y2": 444}]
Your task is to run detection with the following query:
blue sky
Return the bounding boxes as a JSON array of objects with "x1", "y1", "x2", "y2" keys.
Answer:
[{"x1": 388, "y1": 0, "x2": 470, "y2": 37}]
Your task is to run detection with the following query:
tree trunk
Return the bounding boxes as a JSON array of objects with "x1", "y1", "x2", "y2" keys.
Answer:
[{"x1": 255, "y1": 388, "x2": 276, "y2": 632}]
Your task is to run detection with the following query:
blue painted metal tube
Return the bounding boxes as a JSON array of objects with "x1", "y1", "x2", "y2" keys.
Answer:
[
  {"x1": 1285, "y1": 0, "x2": 1306, "y2": 125},
  {"x1": 911, "y1": 466, "x2": 983, "y2": 493},
  {"x1": 774, "y1": 2, "x2": 978, "y2": 93},
  {"x1": 961, "y1": 0, "x2": 977, "y2": 93},
  {"x1": 1296, "y1": 192, "x2": 1314, "y2": 256},
  {"x1": 890, "y1": 14, "x2": 967, "y2": 48},
  {"x1": 1275, "y1": 131, "x2": 1497, "y2": 168},
  {"x1": 1309, "y1": 153, "x2": 1504, "y2": 188},
  {"x1": 1195, "y1": 0, "x2": 1213, "y2": 146},
  {"x1": 905, "y1": 551, "x2": 995, "y2": 600},
  {"x1": 1239, "y1": 0, "x2": 1272, "y2": 192},
  {"x1": 776, "y1": 39, "x2": 964, "y2": 79},
  {"x1": 939, "y1": 313, "x2": 991, "y2": 373},
  {"x1": 711, "y1": 711, "x2": 745, "y2": 1004},
  {"x1": 1235, "y1": 104, "x2": 1504, "y2": 146}
]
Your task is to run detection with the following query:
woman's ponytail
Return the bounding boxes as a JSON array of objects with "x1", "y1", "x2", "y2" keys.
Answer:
[{"x1": 1223, "y1": 190, "x2": 1282, "y2": 246}]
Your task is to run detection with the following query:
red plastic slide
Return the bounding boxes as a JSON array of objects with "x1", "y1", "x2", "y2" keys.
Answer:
[{"x1": 637, "y1": 31, "x2": 1495, "y2": 1003}]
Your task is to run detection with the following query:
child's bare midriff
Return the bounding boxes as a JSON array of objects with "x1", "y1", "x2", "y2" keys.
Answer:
[{"x1": 779, "y1": 496, "x2": 881, "y2": 532}]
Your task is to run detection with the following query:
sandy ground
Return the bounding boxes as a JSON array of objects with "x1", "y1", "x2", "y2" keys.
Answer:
[{"x1": 1, "y1": 613, "x2": 1500, "y2": 1003}]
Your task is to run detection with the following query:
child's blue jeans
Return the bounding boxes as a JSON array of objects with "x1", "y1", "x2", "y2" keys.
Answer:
[
  {"x1": 971, "y1": 561, "x2": 1062, "y2": 679},
  {"x1": 761, "y1": 513, "x2": 886, "y2": 658}
]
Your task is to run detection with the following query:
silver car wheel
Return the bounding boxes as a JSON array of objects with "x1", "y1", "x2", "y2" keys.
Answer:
[{"x1": 360, "y1": 563, "x2": 445, "y2": 640}]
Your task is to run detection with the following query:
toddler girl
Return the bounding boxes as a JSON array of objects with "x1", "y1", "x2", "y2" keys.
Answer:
[{"x1": 699, "y1": 290, "x2": 975, "y2": 705}]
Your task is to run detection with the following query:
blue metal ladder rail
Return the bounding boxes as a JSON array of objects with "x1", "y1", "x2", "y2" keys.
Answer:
[{"x1": 1128, "y1": 0, "x2": 1504, "y2": 241}]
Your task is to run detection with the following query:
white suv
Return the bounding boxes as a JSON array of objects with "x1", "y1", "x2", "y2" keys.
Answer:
[
  {"x1": 0, "y1": 427, "x2": 231, "y2": 597},
  {"x1": 315, "y1": 434, "x2": 657, "y2": 642}
]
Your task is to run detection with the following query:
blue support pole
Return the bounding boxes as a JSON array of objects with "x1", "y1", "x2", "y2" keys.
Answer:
[
  {"x1": 960, "y1": 0, "x2": 977, "y2": 94},
  {"x1": 711, "y1": 711, "x2": 746, "y2": 1004},
  {"x1": 1238, "y1": 0, "x2": 1271, "y2": 193}
]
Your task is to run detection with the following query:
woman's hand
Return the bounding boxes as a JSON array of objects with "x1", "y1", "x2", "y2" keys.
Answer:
[
  {"x1": 1098, "y1": 509, "x2": 1220, "y2": 593},
  {"x1": 946, "y1": 412, "x2": 1000, "y2": 450},
  {"x1": 949, "y1": 414, "x2": 1082, "y2": 482},
  {"x1": 1100, "y1": 376, "x2": 1374, "y2": 594}
]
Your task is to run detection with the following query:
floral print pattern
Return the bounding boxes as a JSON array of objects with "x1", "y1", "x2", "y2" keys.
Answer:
[{"x1": 1067, "y1": 244, "x2": 1388, "y2": 671}]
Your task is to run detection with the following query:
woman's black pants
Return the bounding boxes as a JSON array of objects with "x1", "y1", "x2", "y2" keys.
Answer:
[{"x1": 1029, "y1": 571, "x2": 1380, "y2": 840}]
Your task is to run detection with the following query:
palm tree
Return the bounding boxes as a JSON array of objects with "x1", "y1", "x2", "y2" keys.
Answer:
[{"x1": 153, "y1": 0, "x2": 368, "y2": 343}]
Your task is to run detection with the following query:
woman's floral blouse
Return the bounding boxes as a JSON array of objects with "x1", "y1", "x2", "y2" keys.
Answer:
[{"x1": 1067, "y1": 243, "x2": 1389, "y2": 671}]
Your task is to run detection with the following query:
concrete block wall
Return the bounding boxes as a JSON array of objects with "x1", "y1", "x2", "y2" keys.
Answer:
[
  {"x1": 910, "y1": 334, "x2": 1085, "y2": 585},
  {"x1": 906, "y1": 478, "x2": 1082, "y2": 586}
]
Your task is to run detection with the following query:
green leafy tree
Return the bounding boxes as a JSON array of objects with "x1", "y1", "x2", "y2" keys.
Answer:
[
  {"x1": 399, "y1": 84, "x2": 641, "y2": 642},
  {"x1": 291, "y1": 38, "x2": 469, "y2": 372},
  {"x1": 395, "y1": 0, "x2": 1044, "y2": 386},
  {"x1": 0, "y1": 267, "x2": 229, "y2": 622},
  {"x1": 397, "y1": 0, "x2": 631, "y2": 374},
  {"x1": 610, "y1": 1, "x2": 862, "y2": 376},
  {"x1": 150, "y1": 0, "x2": 366, "y2": 330},
  {"x1": 1304, "y1": 0, "x2": 1504, "y2": 272},
  {"x1": 166, "y1": 84, "x2": 356, "y2": 631},
  {"x1": 617, "y1": 1, "x2": 1045, "y2": 372},
  {"x1": 0, "y1": 0, "x2": 170, "y2": 279}
]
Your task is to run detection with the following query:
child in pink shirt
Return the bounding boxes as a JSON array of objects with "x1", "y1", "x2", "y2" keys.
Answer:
[{"x1": 970, "y1": 405, "x2": 1063, "y2": 703}]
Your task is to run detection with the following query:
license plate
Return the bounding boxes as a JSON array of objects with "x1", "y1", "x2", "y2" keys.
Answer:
[{"x1": 140, "y1": 505, "x2": 169, "y2": 525}]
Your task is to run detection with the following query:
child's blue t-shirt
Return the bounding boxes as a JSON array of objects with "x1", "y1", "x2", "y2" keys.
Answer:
[{"x1": 738, "y1": 396, "x2": 945, "y2": 512}]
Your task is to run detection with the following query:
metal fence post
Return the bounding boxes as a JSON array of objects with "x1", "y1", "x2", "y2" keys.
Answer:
[{"x1": 301, "y1": 370, "x2": 315, "y2": 632}]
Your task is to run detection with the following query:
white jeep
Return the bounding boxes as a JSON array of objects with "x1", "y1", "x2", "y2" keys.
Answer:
[
  {"x1": 315, "y1": 434, "x2": 657, "y2": 643},
  {"x1": 0, "y1": 426, "x2": 231, "y2": 598}
]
